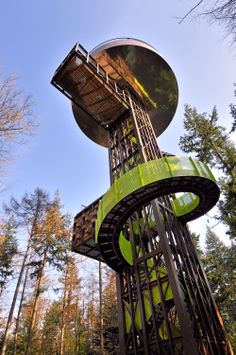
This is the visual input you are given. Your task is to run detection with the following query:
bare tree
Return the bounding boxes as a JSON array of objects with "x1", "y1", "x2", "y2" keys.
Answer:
[
  {"x1": 0, "y1": 72, "x2": 35, "y2": 181},
  {"x1": 178, "y1": 1, "x2": 236, "y2": 44}
]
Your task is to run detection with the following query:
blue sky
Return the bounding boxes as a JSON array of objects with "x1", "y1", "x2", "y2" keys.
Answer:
[{"x1": 0, "y1": 0, "x2": 235, "y2": 243}]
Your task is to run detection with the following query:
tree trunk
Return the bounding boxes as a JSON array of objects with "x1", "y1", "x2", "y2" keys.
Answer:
[
  {"x1": 25, "y1": 248, "x2": 47, "y2": 355},
  {"x1": 1, "y1": 192, "x2": 48, "y2": 355},
  {"x1": 59, "y1": 262, "x2": 69, "y2": 355},
  {"x1": 196, "y1": 122, "x2": 233, "y2": 177},
  {"x1": 99, "y1": 261, "x2": 104, "y2": 354},
  {"x1": 208, "y1": 137, "x2": 234, "y2": 177},
  {"x1": 1, "y1": 241, "x2": 31, "y2": 355},
  {"x1": 74, "y1": 295, "x2": 80, "y2": 354},
  {"x1": 13, "y1": 254, "x2": 31, "y2": 355}
]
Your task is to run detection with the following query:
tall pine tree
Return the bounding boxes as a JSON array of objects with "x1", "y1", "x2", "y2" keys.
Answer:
[
  {"x1": 0, "y1": 217, "x2": 18, "y2": 297},
  {"x1": 179, "y1": 104, "x2": 236, "y2": 240},
  {"x1": 204, "y1": 228, "x2": 236, "y2": 350},
  {"x1": 179, "y1": 102, "x2": 236, "y2": 349}
]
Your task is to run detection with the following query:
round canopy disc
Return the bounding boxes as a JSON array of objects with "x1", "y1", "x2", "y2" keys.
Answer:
[{"x1": 72, "y1": 38, "x2": 179, "y2": 147}]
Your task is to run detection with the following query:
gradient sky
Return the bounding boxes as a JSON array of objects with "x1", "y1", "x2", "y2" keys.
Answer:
[{"x1": 0, "y1": 0, "x2": 235, "y2": 244}]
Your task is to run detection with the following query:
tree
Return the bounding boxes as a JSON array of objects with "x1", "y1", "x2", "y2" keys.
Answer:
[
  {"x1": 1, "y1": 188, "x2": 50, "y2": 355},
  {"x1": 102, "y1": 267, "x2": 119, "y2": 354},
  {"x1": 179, "y1": 104, "x2": 236, "y2": 240},
  {"x1": 59, "y1": 256, "x2": 82, "y2": 355},
  {"x1": 0, "y1": 217, "x2": 18, "y2": 297},
  {"x1": 98, "y1": 261, "x2": 104, "y2": 354},
  {"x1": 86, "y1": 273, "x2": 100, "y2": 354},
  {"x1": 36, "y1": 256, "x2": 85, "y2": 355},
  {"x1": 179, "y1": 1, "x2": 236, "y2": 44},
  {"x1": 13, "y1": 293, "x2": 48, "y2": 354},
  {"x1": 24, "y1": 193, "x2": 71, "y2": 354},
  {"x1": 203, "y1": 228, "x2": 236, "y2": 350},
  {"x1": 41, "y1": 301, "x2": 62, "y2": 355},
  {"x1": 79, "y1": 264, "x2": 118, "y2": 355},
  {"x1": 0, "y1": 72, "x2": 35, "y2": 183},
  {"x1": 230, "y1": 85, "x2": 236, "y2": 132},
  {"x1": 13, "y1": 252, "x2": 32, "y2": 355},
  {"x1": 1, "y1": 188, "x2": 71, "y2": 355},
  {"x1": 189, "y1": 231, "x2": 203, "y2": 259},
  {"x1": 179, "y1": 102, "x2": 236, "y2": 348}
]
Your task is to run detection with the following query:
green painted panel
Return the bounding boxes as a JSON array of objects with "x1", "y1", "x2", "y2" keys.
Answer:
[
  {"x1": 125, "y1": 304, "x2": 132, "y2": 333},
  {"x1": 172, "y1": 192, "x2": 200, "y2": 217},
  {"x1": 96, "y1": 156, "x2": 217, "y2": 241},
  {"x1": 102, "y1": 183, "x2": 116, "y2": 218},
  {"x1": 119, "y1": 232, "x2": 133, "y2": 266},
  {"x1": 158, "y1": 323, "x2": 181, "y2": 340},
  {"x1": 119, "y1": 216, "x2": 158, "y2": 265},
  {"x1": 118, "y1": 192, "x2": 199, "y2": 264},
  {"x1": 117, "y1": 167, "x2": 142, "y2": 201},
  {"x1": 166, "y1": 156, "x2": 198, "y2": 177},
  {"x1": 139, "y1": 158, "x2": 170, "y2": 185},
  {"x1": 124, "y1": 268, "x2": 174, "y2": 332}
]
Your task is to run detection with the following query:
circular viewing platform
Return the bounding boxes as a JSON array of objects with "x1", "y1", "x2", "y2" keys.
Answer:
[{"x1": 52, "y1": 38, "x2": 179, "y2": 147}]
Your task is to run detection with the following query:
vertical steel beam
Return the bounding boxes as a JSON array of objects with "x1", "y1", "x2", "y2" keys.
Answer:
[
  {"x1": 116, "y1": 273, "x2": 126, "y2": 354},
  {"x1": 151, "y1": 200, "x2": 198, "y2": 355}
]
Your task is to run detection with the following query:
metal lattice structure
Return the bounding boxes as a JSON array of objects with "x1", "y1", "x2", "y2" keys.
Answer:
[{"x1": 51, "y1": 39, "x2": 232, "y2": 354}]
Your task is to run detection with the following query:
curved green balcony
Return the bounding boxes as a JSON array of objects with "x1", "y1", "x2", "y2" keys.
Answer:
[{"x1": 95, "y1": 156, "x2": 219, "y2": 270}]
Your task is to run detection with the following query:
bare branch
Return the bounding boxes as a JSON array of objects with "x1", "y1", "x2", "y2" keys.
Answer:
[
  {"x1": 0, "y1": 72, "x2": 37, "y2": 176},
  {"x1": 179, "y1": 0, "x2": 236, "y2": 44},
  {"x1": 178, "y1": 0, "x2": 204, "y2": 24}
]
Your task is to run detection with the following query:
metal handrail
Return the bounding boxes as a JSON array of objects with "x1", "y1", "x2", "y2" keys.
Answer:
[{"x1": 75, "y1": 43, "x2": 130, "y2": 107}]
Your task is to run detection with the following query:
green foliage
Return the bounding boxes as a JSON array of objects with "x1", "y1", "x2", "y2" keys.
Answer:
[
  {"x1": 218, "y1": 177, "x2": 236, "y2": 241},
  {"x1": 203, "y1": 228, "x2": 236, "y2": 351},
  {"x1": 4, "y1": 188, "x2": 50, "y2": 229},
  {"x1": 2, "y1": 188, "x2": 72, "y2": 355},
  {"x1": 5, "y1": 188, "x2": 71, "y2": 277},
  {"x1": 189, "y1": 231, "x2": 203, "y2": 258},
  {"x1": 180, "y1": 105, "x2": 236, "y2": 174},
  {"x1": 0, "y1": 217, "x2": 18, "y2": 296},
  {"x1": 29, "y1": 192, "x2": 72, "y2": 274},
  {"x1": 180, "y1": 98, "x2": 236, "y2": 348},
  {"x1": 41, "y1": 301, "x2": 61, "y2": 355},
  {"x1": 0, "y1": 192, "x2": 119, "y2": 355},
  {"x1": 81, "y1": 267, "x2": 119, "y2": 355},
  {"x1": 230, "y1": 102, "x2": 236, "y2": 132},
  {"x1": 179, "y1": 104, "x2": 236, "y2": 240}
]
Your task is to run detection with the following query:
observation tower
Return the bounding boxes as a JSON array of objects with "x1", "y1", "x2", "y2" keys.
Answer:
[{"x1": 51, "y1": 38, "x2": 232, "y2": 354}]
